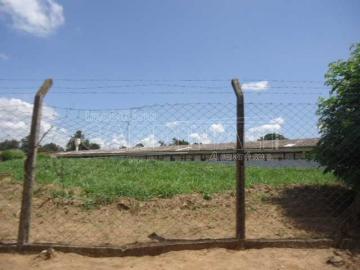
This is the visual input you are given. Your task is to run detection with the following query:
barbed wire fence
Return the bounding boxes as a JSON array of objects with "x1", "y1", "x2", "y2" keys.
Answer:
[{"x1": 0, "y1": 78, "x2": 358, "y2": 252}]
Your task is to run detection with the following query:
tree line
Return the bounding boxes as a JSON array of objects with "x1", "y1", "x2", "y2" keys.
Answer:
[
  {"x1": 0, "y1": 131, "x2": 288, "y2": 152},
  {"x1": 0, "y1": 130, "x2": 100, "y2": 153}
]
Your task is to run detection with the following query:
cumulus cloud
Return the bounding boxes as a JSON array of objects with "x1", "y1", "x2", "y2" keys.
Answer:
[
  {"x1": 270, "y1": 117, "x2": 284, "y2": 125},
  {"x1": 242, "y1": 81, "x2": 270, "y2": 91},
  {"x1": 189, "y1": 133, "x2": 211, "y2": 144},
  {"x1": 0, "y1": 0, "x2": 65, "y2": 37},
  {"x1": 209, "y1": 123, "x2": 225, "y2": 134},
  {"x1": 111, "y1": 134, "x2": 128, "y2": 148},
  {"x1": 91, "y1": 134, "x2": 128, "y2": 150},
  {"x1": 0, "y1": 53, "x2": 9, "y2": 60},
  {"x1": 140, "y1": 134, "x2": 159, "y2": 147},
  {"x1": 0, "y1": 97, "x2": 68, "y2": 146},
  {"x1": 165, "y1": 121, "x2": 179, "y2": 129},
  {"x1": 246, "y1": 117, "x2": 285, "y2": 141}
]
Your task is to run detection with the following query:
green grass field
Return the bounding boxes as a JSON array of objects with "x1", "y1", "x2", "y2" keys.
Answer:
[{"x1": 0, "y1": 158, "x2": 337, "y2": 204}]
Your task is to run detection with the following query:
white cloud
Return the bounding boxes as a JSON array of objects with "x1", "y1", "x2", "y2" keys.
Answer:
[
  {"x1": 0, "y1": 97, "x2": 68, "y2": 146},
  {"x1": 140, "y1": 134, "x2": 159, "y2": 147},
  {"x1": 242, "y1": 81, "x2": 270, "y2": 91},
  {"x1": 0, "y1": 0, "x2": 65, "y2": 37},
  {"x1": 165, "y1": 121, "x2": 179, "y2": 129},
  {"x1": 0, "y1": 53, "x2": 9, "y2": 60},
  {"x1": 189, "y1": 133, "x2": 211, "y2": 144},
  {"x1": 209, "y1": 123, "x2": 225, "y2": 134},
  {"x1": 90, "y1": 137, "x2": 105, "y2": 148},
  {"x1": 246, "y1": 117, "x2": 285, "y2": 141},
  {"x1": 91, "y1": 134, "x2": 128, "y2": 150},
  {"x1": 111, "y1": 134, "x2": 128, "y2": 148},
  {"x1": 270, "y1": 117, "x2": 284, "y2": 125}
]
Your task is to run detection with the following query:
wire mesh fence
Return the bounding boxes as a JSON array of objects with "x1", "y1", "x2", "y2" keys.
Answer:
[
  {"x1": 0, "y1": 98, "x2": 240, "y2": 246},
  {"x1": 244, "y1": 103, "x2": 358, "y2": 240},
  {"x1": 31, "y1": 102, "x2": 238, "y2": 246},
  {"x1": 0, "y1": 79, "x2": 358, "y2": 249}
]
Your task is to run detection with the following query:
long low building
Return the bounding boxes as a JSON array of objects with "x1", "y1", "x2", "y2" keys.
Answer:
[{"x1": 55, "y1": 138, "x2": 318, "y2": 162}]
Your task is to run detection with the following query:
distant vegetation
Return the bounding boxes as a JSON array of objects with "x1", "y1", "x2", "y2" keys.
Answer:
[
  {"x1": 40, "y1": 143, "x2": 64, "y2": 152},
  {"x1": 135, "y1": 138, "x2": 190, "y2": 147},
  {"x1": 0, "y1": 149, "x2": 25, "y2": 161},
  {"x1": 170, "y1": 138, "x2": 190, "y2": 145},
  {"x1": 258, "y1": 133, "x2": 287, "y2": 141},
  {"x1": 0, "y1": 130, "x2": 102, "y2": 154},
  {"x1": 0, "y1": 136, "x2": 64, "y2": 154},
  {"x1": 66, "y1": 130, "x2": 100, "y2": 151},
  {"x1": 0, "y1": 139, "x2": 20, "y2": 151}
]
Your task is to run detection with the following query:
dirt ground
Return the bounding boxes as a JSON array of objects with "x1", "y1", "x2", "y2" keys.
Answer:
[
  {"x1": 0, "y1": 177, "x2": 353, "y2": 246},
  {"x1": 1, "y1": 177, "x2": 359, "y2": 269},
  {"x1": 0, "y1": 248, "x2": 359, "y2": 270}
]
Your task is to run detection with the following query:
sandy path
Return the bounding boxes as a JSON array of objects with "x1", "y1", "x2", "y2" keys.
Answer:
[{"x1": 0, "y1": 248, "x2": 359, "y2": 270}]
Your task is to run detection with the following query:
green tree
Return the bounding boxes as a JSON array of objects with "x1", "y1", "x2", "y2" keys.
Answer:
[
  {"x1": 66, "y1": 130, "x2": 101, "y2": 151},
  {"x1": 0, "y1": 139, "x2": 20, "y2": 150},
  {"x1": 158, "y1": 140, "x2": 166, "y2": 146},
  {"x1": 316, "y1": 44, "x2": 360, "y2": 191},
  {"x1": 258, "y1": 133, "x2": 287, "y2": 141},
  {"x1": 170, "y1": 138, "x2": 189, "y2": 146},
  {"x1": 135, "y1": 143, "x2": 144, "y2": 148},
  {"x1": 88, "y1": 143, "x2": 100, "y2": 150},
  {"x1": 40, "y1": 143, "x2": 64, "y2": 152}
]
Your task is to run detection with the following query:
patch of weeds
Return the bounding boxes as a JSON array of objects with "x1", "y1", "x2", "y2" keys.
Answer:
[
  {"x1": 81, "y1": 194, "x2": 115, "y2": 210},
  {"x1": 82, "y1": 199, "x2": 97, "y2": 210},
  {"x1": 260, "y1": 193, "x2": 272, "y2": 202},
  {"x1": 51, "y1": 189, "x2": 75, "y2": 200},
  {"x1": 202, "y1": 193, "x2": 212, "y2": 200}
]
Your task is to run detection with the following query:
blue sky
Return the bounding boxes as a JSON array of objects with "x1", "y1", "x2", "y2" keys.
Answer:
[{"x1": 0, "y1": 0, "x2": 359, "y2": 146}]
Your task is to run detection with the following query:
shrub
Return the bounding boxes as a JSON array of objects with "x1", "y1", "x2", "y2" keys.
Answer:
[
  {"x1": 316, "y1": 43, "x2": 360, "y2": 191},
  {"x1": 1, "y1": 149, "x2": 25, "y2": 161}
]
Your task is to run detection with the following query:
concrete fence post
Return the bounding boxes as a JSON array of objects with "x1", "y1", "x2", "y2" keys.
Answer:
[
  {"x1": 17, "y1": 79, "x2": 53, "y2": 247},
  {"x1": 231, "y1": 78, "x2": 246, "y2": 241}
]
